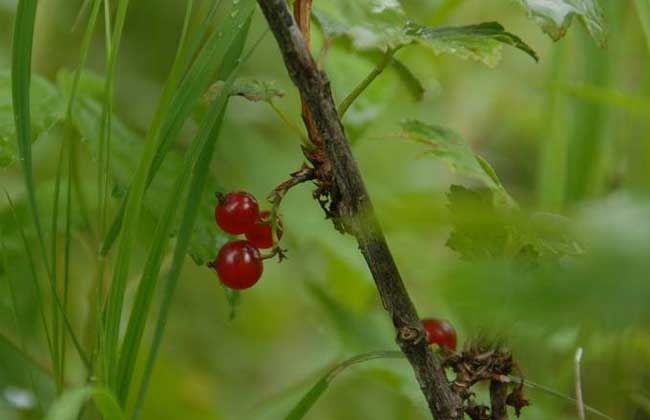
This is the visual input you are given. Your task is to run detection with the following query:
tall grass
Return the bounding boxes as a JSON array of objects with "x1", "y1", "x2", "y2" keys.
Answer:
[{"x1": 10, "y1": 0, "x2": 257, "y2": 415}]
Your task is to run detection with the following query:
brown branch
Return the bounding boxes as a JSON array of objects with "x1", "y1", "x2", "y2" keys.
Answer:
[
  {"x1": 490, "y1": 380, "x2": 509, "y2": 420},
  {"x1": 255, "y1": 1, "x2": 463, "y2": 418}
]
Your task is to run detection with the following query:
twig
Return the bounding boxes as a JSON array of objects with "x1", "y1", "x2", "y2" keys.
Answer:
[
  {"x1": 268, "y1": 100, "x2": 310, "y2": 144},
  {"x1": 256, "y1": 1, "x2": 463, "y2": 418},
  {"x1": 575, "y1": 347, "x2": 586, "y2": 420},
  {"x1": 338, "y1": 48, "x2": 396, "y2": 118}
]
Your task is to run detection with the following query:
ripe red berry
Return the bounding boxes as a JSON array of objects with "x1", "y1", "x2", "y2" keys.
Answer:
[
  {"x1": 215, "y1": 191, "x2": 260, "y2": 234},
  {"x1": 210, "y1": 240, "x2": 263, "y2": 290},
  {"x1": 245, "y1": 211, "x2": 283, "y2": 249},
  {"x1": 422, "y1": 318, "x2": 457, "y2": 351}
]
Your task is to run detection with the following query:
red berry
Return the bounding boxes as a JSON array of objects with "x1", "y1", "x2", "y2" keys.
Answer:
[
  {"x1": 215, "y1": 191, "x2": 260, "y2": 234},
  {"x1": 210, "y1": 240, "x2": 263, "y2": 290},
  {"x1": 422, "y1": 318, "x2": 457, "y2": 351},
  {"x1": 245, "y1": 211, "x2": 283, "y2": 249}
]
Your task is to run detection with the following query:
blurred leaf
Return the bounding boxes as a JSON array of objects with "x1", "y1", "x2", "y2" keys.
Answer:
[
  {"x1": 388, "y1": 57, "x2": 425, "y2": 101},
  {"x1": 305, "y1": 282, "x2": 384, "y2": 351},
  {"x1": 0, "y1": 70, "x2": 65, "y2": 167},
  {"x1": 446, "y1": 185, "x2": 583, "y2": 261},
  {"x1": 44, "y1": 386, "x2": 124, "y2": 420},
  {"x1": 398, "y1": 119, "x2": 502, "y2": 189},
  {"x1": 404, "y1": 21, "x2": 538, "y2": 67},
  {"x1": 553, "y1": 81, "x2": 650, "y2": 118},
  {"x1": 312, "y1": 0, "x2": 409, "y2": 51},
  {"x1": 205, "y1": 78, "x2": 285, "y2": 103},
  {"x1": 57, "y1": 70, "x2": 228, "y2": 265},
  {"x1": 313, "y1": 2, "x2": 536, "y2": 66},
  {"x1": 284, "y1": 351, "x2": 403, "y2": 420},
  {"x1": 515, "y1": 0, "x2": 606, "y2": 46},
  {"x1": 0, "y1": 0, "x2": 17, "y2": 11}
]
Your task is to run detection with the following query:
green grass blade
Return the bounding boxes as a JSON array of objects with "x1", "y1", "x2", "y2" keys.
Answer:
[
  {"x1": 99, "y1": 1, "x2": 252, "y2": 257},
  {"x1": 132, "y1": 105, "x2": 227, "y2": 420},
  {"x1": 553, "y1": 81, "x2": 650, "y2": 117},
  {"x1": 98, "y1": 0, "x2": 131, "y2": 237},
  {"x1": 44, "y1": 386, "x2": 125, "y2": 420},
  {"x1": 634, "y1": 0, "x2": 650, "y2": 55},
  {"x1": 284, "y1": 351, "x2": 404, "y2": 420},
  {"x1": 113, "y1": 0, "x2": 196, "y2": 404},
  {"x1": 101, "y1": 0, "x2": 255, "y2": 392},
  {"x1": 116, "y1": 14, "x2": 252, "y2": 403},
  {"x1": 2, "y1": 225, "x2": 45, "y2": 412},
  {"x1": 12, "y1": 0, "x2": 90, "y2": 372},
  {"x1": 11, "y1": 0, "x2": 46, "y2": 266},
  {"x1": 131, "y1": 18, "x2": 259, "y2": 417},
  {"x1": 5, "y1": 191, "x2": 53, "y2": 355},
  {"x1": 537, "y1": 43, "x2": 568, "y2": 211},
  {"x1": 50, "y1": 134, "x2": 66, "y2": 392},
  {"x1": 60, "y1": 0, "x2": 103, "y2": 390}
]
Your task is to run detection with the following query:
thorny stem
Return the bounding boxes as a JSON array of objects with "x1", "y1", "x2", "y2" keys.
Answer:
[
  {"x1": 338, "y1": 48, "x2": 397, "y2": 118},
  {"x1": 256, "y1": 1, "x2": 463, "y2": 418}
]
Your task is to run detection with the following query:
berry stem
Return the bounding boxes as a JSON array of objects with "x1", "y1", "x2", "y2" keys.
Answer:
[{"x1": 268, "y1": 164, "x2": 315, "y2": 243}]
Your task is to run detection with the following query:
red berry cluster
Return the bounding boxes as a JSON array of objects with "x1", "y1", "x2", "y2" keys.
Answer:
[
  {"x1": 421, "y1": 318, "x2": 457, "y2": 351},
  {"x1": 208, "y1": 191, "x2": 283, "y2": 290}
]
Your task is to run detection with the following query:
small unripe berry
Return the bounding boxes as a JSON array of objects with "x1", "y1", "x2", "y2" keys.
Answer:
[
  {"x1": 422, "y1": 318, "x2": 457, "y2": 351},
  {"x1": 215, "y1": 191, "x2": 260, "y2": 234},
  {"x1": 210, "y1": 240, "x2": 263, "y2": 290},
  {"x1": 245, "y1": 211, "x2": 283, "y2": 249}
]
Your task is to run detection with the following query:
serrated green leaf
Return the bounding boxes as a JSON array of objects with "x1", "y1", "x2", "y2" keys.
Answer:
[
  {"x1": 0, "y1": 70, "x2": 65, "y2": 167},
  {"x1": 446, "y1": 185, "x2": 511, "y2": 260},
  {"x1": 313, "y1": 1, "x2": 537, "y2": 67},
  {"x1": 404, "y1": 21, "x2": 538, "y2": 67},
  {"x1": 398, "y1": 119, "x2": 501, "y2": 189},
  {"x1": 312, "y1": 0, "x2": 409, "y2": 51},
  {"x1": 515, "y1": 0, "x2": 606, "y2": 46},
  {"x1": 446, "y1": 185, "x2": 583, "y2": 261}
]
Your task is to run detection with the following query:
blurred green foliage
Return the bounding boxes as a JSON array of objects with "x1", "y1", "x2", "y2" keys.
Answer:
[{"x1": 0, "y1": 0, "x2": 649, "y2": 419}]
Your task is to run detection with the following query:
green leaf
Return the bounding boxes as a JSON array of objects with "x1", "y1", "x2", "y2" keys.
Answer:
[
  {"x1": 404, "y1": 21, "x2": 538, "y2": 67},
  {"x1": 313, "y1": 1, "x2": 537, "y2": 66},
  {"x1": 446, "y1": 185, "x2": 583, "y2": 261},
  {"x1": 515, "y1": 0, "x2": 606, "y2": 46},
  {"x1": 44, "y1": 386, "x2": 124, "y2": 420},
  {"x1": 388, "y1": 57, "x2": 425, "y2": 101},
  {"x1": 312, "y1": 0, "x2": 409, "y2": 51},
  {"x1": 205, "y1": 78, "x2": 285, "y2": 103},
  {"x1": 398, "y1": 119, "x2": 502, "y2": 189},
  {"x1": 0, "y1": 70, "x2": 65, "y2": 167}
]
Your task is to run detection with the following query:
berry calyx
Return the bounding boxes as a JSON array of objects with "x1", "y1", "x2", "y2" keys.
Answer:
[
  {"x1": 245, "y1": 211, "x2": 283, "y2": 249},
  {"x1": 209, "y1": 240, "x2": 263, "y2": 290},
  {"x1": 215, "y1": 191, "x2": 260, "y2": 234},
  {"x1": 421, "y1": 318, "x2": 457, "y2": 351}
]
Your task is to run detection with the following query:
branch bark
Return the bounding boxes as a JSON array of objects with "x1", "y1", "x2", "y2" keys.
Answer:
[
  {"x1": 256, "y1": 1, "x2": 463, "y2": 418},
  {"x1": 490, "y1": 380, "x2": 509, "y2": 420}
]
